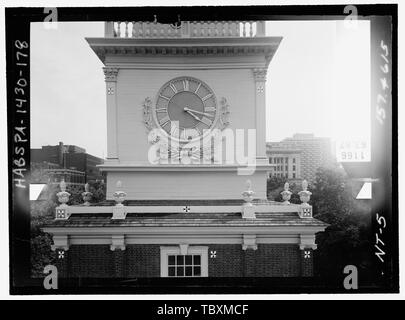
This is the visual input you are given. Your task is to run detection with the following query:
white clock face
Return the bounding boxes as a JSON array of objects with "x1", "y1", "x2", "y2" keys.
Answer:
[{"x1": 154, "y1": 76, "x2": 218, "y2": 142}]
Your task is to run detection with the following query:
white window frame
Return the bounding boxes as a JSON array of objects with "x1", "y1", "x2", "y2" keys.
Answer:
[{"x1": 160, "y1": 246, "x2": 208, "y2": 277}]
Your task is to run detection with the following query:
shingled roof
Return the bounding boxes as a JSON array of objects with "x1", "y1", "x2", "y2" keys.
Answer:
[{"x1": 44, "y1": 211, "x2": 327, "y2": 228}]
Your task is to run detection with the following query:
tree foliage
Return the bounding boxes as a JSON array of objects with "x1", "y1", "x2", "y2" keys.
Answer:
[
  {"x1": 267, "y1": 167, "x2": 373, "y2": 283},
  {"x1": 266, "y1": 176, "x2": 300, "y2": 204},
  {"x1": 311, "y1": 166, "x2": 373, "y2": 282}
]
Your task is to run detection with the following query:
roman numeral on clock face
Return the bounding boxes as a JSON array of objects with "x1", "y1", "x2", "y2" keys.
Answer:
[
  {"x1": 204, "y1": 106, "x2": 216, "y2": 112},
  {"x1": 195, "y1": 82, "x2": 201, "y2": 94},
  {"x1": 156, "y1": 107, "x2": 167, "y2": 113},
  {"x1": 182, "y1": 79, "x2": 189, "y2": 91},
  {"x1": 169, "y1": 83, "x2": 178, "y2": 93},
  {"x1": 159, "y1": 94, "x2": 170, "y2": 101},
  {"x1": 201, "y1": 93, "x2": 213, "y2": 102},
  {"x1": 159, "y1": 115, "x2": 170, "y2": 127}
]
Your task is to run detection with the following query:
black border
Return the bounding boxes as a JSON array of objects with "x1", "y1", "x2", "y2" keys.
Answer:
[{"x1": 6, "y1": 4, "x2": 398, "y2": 295}]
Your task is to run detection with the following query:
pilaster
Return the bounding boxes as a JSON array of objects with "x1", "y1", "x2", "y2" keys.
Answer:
[
  {"x1": 53, "y1": 246, "x2": 69, "y2": 278},
  {"x1": 252, "y1": 68, "x2": 267, "y2": 160},
  {"x1": 299, "y1": 234, "x2": 317, "y2": 277},
  {"x1": 103, "y1": 67, "x2": 119, "y2": 160},
  {"x1": 300, "y1": 248, "x2": 314, "y2": 277}
]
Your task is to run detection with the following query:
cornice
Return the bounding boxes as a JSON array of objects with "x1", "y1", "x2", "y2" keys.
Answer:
[
  {"x1": 86, "y1": 36, "x2": 282, "y2": 65},
  {"x1": 43, "y1": 225, "x2": 327, "y2": 236}
]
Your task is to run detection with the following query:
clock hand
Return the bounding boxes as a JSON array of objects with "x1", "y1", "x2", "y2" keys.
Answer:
[
  {"x1": 185, "y1": 110, "x2": 212, "y2": 127},
  {"x1": 184, "y1": 107, "x2": 213, "y2": 118},
  {"x1": 184, "y1": 109, "x2": 201, "y2": 121}
]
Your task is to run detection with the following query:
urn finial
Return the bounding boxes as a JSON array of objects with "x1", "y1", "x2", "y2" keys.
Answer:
[
  {"x1": 280, "y1": 182, "x2": 292, "y2": 204},
  {"x1": 302, "y1": 179, "x2": 308, "y2": 192},
  {"x1": 113, "y1": 180, "x2": 127, "y2": 206},
  {"x1": 299, "y1": 180, "x2": 312, "y2": 206},
  {"x1": 242, "y1": 180, "x2": 255, "y2": 205},
  {"x1": 57, "y1": 179, "x2": 70, "y2": 207},
  {"x1": 81, "y1": 182, "x2": 93, "y2": 206},
  {"x1": 60, "y1": 179, "x2": 66, "y2": 192}
]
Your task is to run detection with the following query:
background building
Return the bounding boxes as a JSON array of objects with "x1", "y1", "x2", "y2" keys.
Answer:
[
  {"x1": 266, "y1": 146, "x2": 301, "y2": 180},
  {"x1": 30, "y1": 161, "x2": 85, "y2": 185},
  {"x1": 267, "y1": 133, "x2": 335, "y2": 183},
  {"x1": 31, "y1": 142, "x2": 104, "y2": 183}
]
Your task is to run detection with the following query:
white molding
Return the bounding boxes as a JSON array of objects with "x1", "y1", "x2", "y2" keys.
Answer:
[
  {"x1": 98, "y1": 163, "x2": 273, "y2": 172},
  {"x1": 299, "y1": 234, "x2": 317, "y2": 250},
  {"x1": 103, "y1": 67, "x2": 119, "y2": 82},
  {"x1": 45, "y1": 226, "x2": 326, "y2": 236},
  {"x1": 63, "y1": 203, "x2": 302, "y2": 215},
  {"x1": 104, "y1": 62, "x2": 267, "y2": 70},
  {"x1": 68, "y1": 234, "x2": 301, "y2": 245},
  {"x1": 110, "y1": 235, "x2": 126, "y2": 251},
  {"x1": 51, "y1": 235, "x2": 69, "y2": 251},
  {"x1": 160, "y1": 246, "x2": 208, "y2": 277},
  {"x1": 179, "y1": 243, "x2": 189, "y2": 255},
  {"x1": 242, "y1": 234, "x2": 257, "y2": 250},
  {"x1": 112, "y1": 205, "x2": 127, "y2": 220},
  {"x1": 87, "y1": 36, "x2": 282, "y2": 65},
  {"x1": 242, "y1": 204, "x2": 256, "y2": 219}
]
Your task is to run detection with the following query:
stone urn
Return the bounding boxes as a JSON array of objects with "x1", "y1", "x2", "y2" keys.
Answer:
[
  {"x1": 280, "y1": 182, "x2": 292, "y2": 204},
  {"x1": 298, "y1": 180, "x2": 312, "y2": 206},
  {"x1": 113, "y1": 180, "x2": 127, "y2": 206},
  {"x1": 56, "y1": 179, "x2": 70, "y2": 207},
  {"x1": 81, "y1": 183, "x2": 93, "y2": 206},
  {"x1": 242, "y1": 180, "x2": 255, "y2": 206}
]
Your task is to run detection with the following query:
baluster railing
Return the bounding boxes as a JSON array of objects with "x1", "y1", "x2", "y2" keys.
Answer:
[{"x1": 106, "y1": 20, "x2": 264, "y2": 38}]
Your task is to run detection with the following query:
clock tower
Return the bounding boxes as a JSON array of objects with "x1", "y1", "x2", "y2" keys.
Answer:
[
  {"x1": 44, "y1": 20, "x2": 327, "y2": 280},
  {"x1": 89, "y1": 21, "x2": 282, "y2": 200}
]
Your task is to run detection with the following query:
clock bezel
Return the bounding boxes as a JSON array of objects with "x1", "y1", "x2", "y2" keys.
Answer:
[{"x1": 153, "y1": 76, "x2": 219, "y2": 143}]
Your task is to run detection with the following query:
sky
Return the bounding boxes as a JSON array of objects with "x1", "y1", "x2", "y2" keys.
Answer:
[{"x1": 31, "y1": 20, "x2": 370, "y2": 158}]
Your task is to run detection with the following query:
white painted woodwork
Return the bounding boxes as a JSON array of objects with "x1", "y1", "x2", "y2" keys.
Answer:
[
  {"x1": 105, "y1": 170, "x2": 267, "y2": 200},
  {"x1": 114, "y1": 68, "x2": 255, "y2": 163}
]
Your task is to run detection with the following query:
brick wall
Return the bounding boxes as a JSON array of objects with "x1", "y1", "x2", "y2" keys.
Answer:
[
  {"x1": 208, "y1": 244, "x2": 244, "y2": 277},
  {"x1": 64, "y1": 244, "x2": 305, "y2": 278},
  {"x1": 124, "y1": 245, "x2": 160, "y2": 277},
  {"x1": 68, "y1": 245, "x2": 113, "y2": 278},
  {"x1": 207, "y1": 244, "x2": 301, "y2": 277}
]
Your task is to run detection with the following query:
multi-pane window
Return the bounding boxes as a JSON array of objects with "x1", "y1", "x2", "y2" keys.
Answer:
[
  {"x1": 160, "y1": 246, "x2": 208, "y2": 277},
  {"x1": 168, "y1": 254, "x2": 201, "y2": 277},
  {"x1": 293, "y1": 173, "x2": 296, "y2": 178},
  {"x1": 293, "y1": 165, "x2": 296, "y2": 171},
  {"x1": 293, "y1": 158, "x2": 296, "y2": 163}
]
